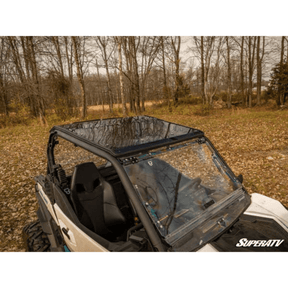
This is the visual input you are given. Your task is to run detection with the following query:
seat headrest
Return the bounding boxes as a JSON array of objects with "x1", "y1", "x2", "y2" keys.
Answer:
[{"x1": 71, "y1": 162, "x2": 101, "y2": 193}]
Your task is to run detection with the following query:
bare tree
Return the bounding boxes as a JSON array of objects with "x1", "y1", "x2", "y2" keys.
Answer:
[
  {"x1": 194, "y1": 36, "x2": 216, "y2": 104},
  {"x1": 46, "y1": 36, "x2": 75, "y2": 116},
  {"x1": 121, "y1": 37, "x2": 135, "y2": 112},
  {"x1": 64, "y1": 36, "x2": 73, "y2": 83},
  {"x1": 256, "y1": 36, "x2": 265, "y2": 105},
  {"x1": 128, "y1": 36, "x2": 141, "y2": 113},
  {"x1": 139, "y1": 36, "x2": 161, "y2": 111},
  {"x1": 240, "y1": 36, "x2": 246, "y2": 106},
  {"x1": 20, "y1": 37, "x2": 34, "y2": 113},
  {"x1": 279, "y1": 36, "x2": 286, "y2": 105},
  {"x1": 71, "y1": 36, "x2": 86, "y2": 118},
  {"x1": 193, "y1": 36, "x2": 223, "y2": 106},
  {"x1": 115, "y1": 37, "x2": 127, "y2": 116},
  {"x1": 200, "y1": 36, "x2": 205, "y2": 103},
  {"x1": 161, "y1": 36, "x2": 168, "y2": 100},
  {"x1": 7, "y1": 37, "x2": 33, "y2": 114},
  {"x1": 2, "y1": 35, "x2": 288, "y2": 123},
  {"x1": 96, "y1": 36, "x2": 114, "y2": 113},
  {"x1": 119, "y1": 36, "x2": 142, "y2": 113},
  {"x1": 170, "y1": 36, "x2": 181, "y2": 105},
  {"x1": 226, "y1": 37, "x2": 232, "y2": 109},
  {"x1": 51, "y1": 36, "x2": 64, "y2": 76},
  {"x1": 208, "y1": 37, "x2": 224, "y2": 105},
  {"x1": 95, "y1": 58, "x2": 105, "y2": 112},
  {"x1": 247, "y1": 36, "x2": 257, "y2": 108},
  {"x1": 0, "y1": 38, "x2": 9, "y2": 116},
  {"x1": 26, "y1": 36, "x2": 46, "y2": 123}
]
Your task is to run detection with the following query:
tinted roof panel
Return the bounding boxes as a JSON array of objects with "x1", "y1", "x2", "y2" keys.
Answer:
[{"x1": 54, "y1": 116, "x2": 203, "y2": 155}]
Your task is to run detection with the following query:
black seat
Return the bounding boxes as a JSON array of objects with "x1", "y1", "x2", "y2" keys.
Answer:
[{"x1": 70, "y1": 162, "x2": 127, "y2": 241}]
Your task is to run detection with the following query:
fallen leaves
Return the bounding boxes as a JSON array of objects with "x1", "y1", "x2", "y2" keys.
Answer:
[
  {"x1": 0, "y1": 125, "x2": 48, "y2": 252},
  {"x1": 0, "y1": 106, "x2": 288, "y2": 251}
]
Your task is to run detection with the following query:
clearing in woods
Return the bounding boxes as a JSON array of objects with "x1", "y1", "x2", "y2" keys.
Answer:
[{"x1": 0, "y1": 102, "x2": 287, "y2": 251}]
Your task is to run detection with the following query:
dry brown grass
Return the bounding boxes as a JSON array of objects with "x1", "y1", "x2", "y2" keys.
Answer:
[{"x1": 87, "y1": 101, "x2": 156, "y2": 112}]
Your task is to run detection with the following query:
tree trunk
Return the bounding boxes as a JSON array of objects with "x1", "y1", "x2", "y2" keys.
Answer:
[
  {"x1": 245, "y1": 53, "x2": 248, "y2": 107},
  {"x1": 64, "y1": 37, "x2": 73, "y2": 82},
  {"x1": 52, "y1": 36, "x2": 73, "y2": 115},
  {"x1": 226, "y1": 37, "x2": 232, "y2": 109},
  {"x1": 106, "y1": 68, "x2": 113, "y2": 114},
  {"x1": 125, "y1": 38, "x2": 136, "y2": 113},
  {"x1": 103, "y1": 53, "x2": 113, "y2": 113},
  {"x1": 71, "y1": 36, "x2": 86, "y2": 118},
  {"x1": 96, "y1": 59, "x2": 104, "y2": 112},
  {"x1": 116, "y1": 38, "x2": 127, "y2": 116},
  {"x1": 20, "y1": 37, "x2": 36, "y2": 115},
  {"x1": 129, "y1": 37, "x2": 141, "y2": 113},
  {"x1": 256, "y1": 36, "x2": 261, "y2": 105},
  {"x1": 260, "y1": 36, "x2": 265, "y2": 102},
  {"x1": 64, "y1": 36, "x2": 74, "y2": 114},
  {"x1": 97, "y1": 37, "x2": 113, "y2": 113},
  {"x1": 248, "y1": 37, "x2": 252, "y2": 108},
  {"x1": 174, "y1": 60, "x2": 180, "y2": 105},
  {"x1": 161, "y1": 36, "x2": 168, "y2": 101},
  {"x1": 248, "y1": 36, "x2": 256, "y2": 108},
  {"x1": 140, "y1": 54, "x2": 145, "y2": 113},
  {"x1": 27, "y1": 36, "x2": 46, "y2": 124},
  {"x1": 52, "y1": 36, "x2": 64, "y2": 76},
  {"x1": 240, "y1": 37, "x2": 245, "y2": 106},
  {"x1": 279, "y1": 36, "x2": 285, "y2": 105},
  {"x1": 0, "y1": 72, "x2": 8, "y2": 116},
  {"x1": 134, "y1": 57, "x2": 141, "y2": 113},
  {"x1": 200, "y1": 36, "x2": 205, "y2": 104},
  {"x1": 141, "y1": 81, "x2": 146, "y2": 112},
  {"x1": 171, "y1": 36, "x2": 181, "y2": 106},
  {"x1": 8, "y1": 37, "x2": 25, "y2": 83},
  {"x1": 8, "y1": 37, "x2": 36, "y2": 115},
  {"x1": 126, "y1": 50, "x2": 135, "y2": 113}
]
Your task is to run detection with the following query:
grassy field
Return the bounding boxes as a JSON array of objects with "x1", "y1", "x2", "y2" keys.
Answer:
[{"x1": 0, "y1": 102, "x2": 287, "y2": 251}]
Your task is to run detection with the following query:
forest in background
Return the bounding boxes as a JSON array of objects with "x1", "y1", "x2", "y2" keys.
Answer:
[{"x1": 0, "y1": 36, "x2": 288, "y2": 126}]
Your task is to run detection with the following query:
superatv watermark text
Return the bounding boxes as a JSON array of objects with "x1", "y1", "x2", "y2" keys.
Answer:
[{"x1": 236, "y1": 238, "x2": 284, "y2": 247}]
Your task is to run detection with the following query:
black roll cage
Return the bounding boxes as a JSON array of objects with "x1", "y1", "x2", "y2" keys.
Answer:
[
  {"x1": 47, "y1": 130, "x2": 167, "y2": 251},
  {"x1": 47, "y1": 119, "x2": 248, "y2": 252}
]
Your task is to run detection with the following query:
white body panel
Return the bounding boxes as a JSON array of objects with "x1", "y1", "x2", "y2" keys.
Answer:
[
  {"x1": 197, "y1": 244, "x2": 218, "y2": 252},
  {"x1": 54, "y1": 204, "x2": 108, "y2": 252},
  {"x1": 37, "y1": 181, "x2": 108, "y2": 252},
  {"x1": 244, "y1": 193, "x2": 288, "y2": 231},
  {"x1": 37, "y1": 183, "x2": 59, "y2": 225}
]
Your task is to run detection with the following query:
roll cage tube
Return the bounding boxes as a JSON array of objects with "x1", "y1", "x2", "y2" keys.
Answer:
[
  {"x1": 47, "y1": 132, "x2": 58, "y2": 175},
  {"x1": 47, "y1": 131, "x2": 165, "y2": 252}
]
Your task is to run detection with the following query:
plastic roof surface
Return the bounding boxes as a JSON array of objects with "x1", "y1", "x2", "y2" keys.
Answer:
[{"x1": 53, "y1": 116, "x2": 203, "y2": 155}]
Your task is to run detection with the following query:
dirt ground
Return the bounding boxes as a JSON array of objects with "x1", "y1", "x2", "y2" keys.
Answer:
[{"x1": 0, "y1": 104, "x2": 287, "y2": 251}]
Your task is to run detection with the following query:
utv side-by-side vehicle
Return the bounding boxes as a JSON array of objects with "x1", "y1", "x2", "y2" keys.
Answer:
[{"x1": 22, "y1": 116, "x2": 288, "y2": 252}]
